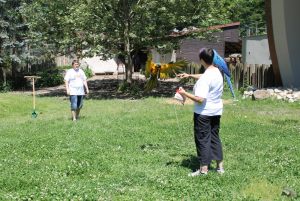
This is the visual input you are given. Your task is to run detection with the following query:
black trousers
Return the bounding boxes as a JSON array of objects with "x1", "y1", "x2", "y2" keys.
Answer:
[{"x1": 194, "y1": 113, "x2": 223, "y2": 166}]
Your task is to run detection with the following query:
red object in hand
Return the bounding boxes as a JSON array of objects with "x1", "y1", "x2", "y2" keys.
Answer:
[{"x1": 174, "y1": 90, "x2": 185, "y2": 105}]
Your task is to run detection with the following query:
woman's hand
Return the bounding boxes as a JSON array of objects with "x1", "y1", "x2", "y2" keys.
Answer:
[
  {"x1": 178, "y1": 87, "x2": 204, "y2": 104},
  {"x1": 176, "y1": 73, "x2": 189, "y2": 79},
  {"x1": 177, "y1": 87, "x2": 186, "y2": 96}
]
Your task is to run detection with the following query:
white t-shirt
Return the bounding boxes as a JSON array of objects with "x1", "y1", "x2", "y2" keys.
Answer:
[
  {"x1": 193, "y1": 67, "x2": 223, "y2": 116},
  {"x1": 64, "y1": 68, "x2": 87, "y2": 95}
]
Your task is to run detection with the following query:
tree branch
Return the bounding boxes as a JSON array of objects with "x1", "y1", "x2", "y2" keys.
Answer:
[{"x1": 129, "y1": 0, "x2": 143, "y2": 19}]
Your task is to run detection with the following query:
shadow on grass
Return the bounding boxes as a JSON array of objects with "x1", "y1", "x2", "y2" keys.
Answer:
[
  {"x1": 166, "y1": 154, "x2": 199, "y2": 171},
  {"x1": 180, "y1": 155, "x2": 199, "y2": 171},
  {"x1": 36, "y1": 78, "x2": 193, "y2": 100},
  {"x1": 140, "y1": 143, "x2": 160, "y2": 151}
]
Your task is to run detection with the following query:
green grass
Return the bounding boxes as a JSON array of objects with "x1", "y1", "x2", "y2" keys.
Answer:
[{"x1": 0, "y1": 92, "x2": 300, "y2": 200}]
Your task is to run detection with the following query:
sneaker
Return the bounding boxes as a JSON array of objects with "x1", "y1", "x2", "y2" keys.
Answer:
[
  {"x1": 216, "y1": 168, "x2": 225, "y2": 174},
  {"x1": 72, "y1": 118, "x2": 77, "y2": 121},
  {"x1": 188, "y1": 170, "x2": 208, "y2": 177}
]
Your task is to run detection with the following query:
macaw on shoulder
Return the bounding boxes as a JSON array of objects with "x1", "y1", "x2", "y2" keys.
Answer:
[{"x1": 213, "y1": 49, "x2": 235, "y2": 98}]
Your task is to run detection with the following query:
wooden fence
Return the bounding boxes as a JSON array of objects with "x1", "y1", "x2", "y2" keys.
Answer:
[
  {"x1": 185, "y1": 62, "x2": 275, "y2": 89},
  {"x1": 229, "y1": 63, "x2": 275, "y2": 89}
]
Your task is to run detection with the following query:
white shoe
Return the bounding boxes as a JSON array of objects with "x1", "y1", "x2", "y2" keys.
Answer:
[
  {"x1": 216, "y1": 168, "x2": 225, "y2": 174},
  {"x1": 188, "y1": 170, "x2": 208, "y2": 177}
]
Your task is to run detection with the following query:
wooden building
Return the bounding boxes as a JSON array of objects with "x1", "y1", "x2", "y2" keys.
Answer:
[{"x1": 176, "y1": 22, "x2": 241, "y2": 63}]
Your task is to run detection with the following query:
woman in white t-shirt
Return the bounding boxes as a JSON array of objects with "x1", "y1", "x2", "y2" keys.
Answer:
[
  {"x1": 178, "y1": 48, "x2": 224, "y2": 176},
  {"x1": 64, "y1": 60, "x2": 89, "y2": 121}
]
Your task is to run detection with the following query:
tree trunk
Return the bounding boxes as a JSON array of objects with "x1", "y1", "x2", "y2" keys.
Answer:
[
  {"x1": 0, "y1": 46, "x2": 5, "y2": 85},
  {"x1": 2, "y1": 68, "x2": 6, "y2": 86},
  {"x1": 123, "y1": 0, "x2": 133, "y2": 84},
  {"x1": 125, "y1": 43, "x2": 132, "y2": 84},
  {"x1": 11, "y1": 43, "x2": 17, "y2": 88},
  {"x1": 11, "y1": 61, "x2": 17, "y2": 88}
]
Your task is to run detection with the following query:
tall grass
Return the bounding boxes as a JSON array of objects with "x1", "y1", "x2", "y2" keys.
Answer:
[{"x1": 0, "y1": 93, "x2": 299, "y2": 200}]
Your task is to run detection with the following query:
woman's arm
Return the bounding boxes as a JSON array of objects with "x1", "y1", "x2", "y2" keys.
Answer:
[
  {"x1": 177, "y1": 73, "x2": 202, "y2": 80},
  {"x1": 65, "y1": 81, "x2": 70, "y2": 95},
  {"x1": 84, "y1": 80, "x2": 89, "y2": 94},
  {"x1": 177, "y1": 87, "x2": 204, "y2": 104}
]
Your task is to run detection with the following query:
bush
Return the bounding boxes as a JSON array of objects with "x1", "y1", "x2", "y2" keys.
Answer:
[
  {"x1": 118, "y1": 81, "x2": 143, "y2": 96},
  {"x1": 0, "y1": 82, "x2": 12, "y2": 92},
  {"x1": 83, "y1": 67, "x2": 93, "y2": 79},
  {"x1": 36, "y1": 68, "x2": 64, "y2": 88},
  {"x1": 35, "y1": 66, "x2": 93, "y2": 88},
  {"x1": 57, "y1": 65, "x2": 72, "y2": 70}
]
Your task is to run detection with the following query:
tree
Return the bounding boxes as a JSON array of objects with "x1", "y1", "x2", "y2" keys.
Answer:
[
  {"x1": 24, "y1": 0, "x2": 230, "y2": 84},
  {"x1": 221, "y1": 0, "x2": 266, "y2": 36},
  {"x1": 0, "y1": 0, "x2": 30, "y2": 88}
]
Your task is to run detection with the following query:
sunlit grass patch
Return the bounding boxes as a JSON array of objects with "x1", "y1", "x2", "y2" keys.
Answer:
[
  {"x1": 0, "y1": 93, "x2": 299, "y2": 200},
  {"x1": 240, "y1": 179, "x2": 282, "y2": 200}
]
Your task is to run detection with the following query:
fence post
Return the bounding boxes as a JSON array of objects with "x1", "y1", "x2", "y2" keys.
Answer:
[
  {"x1": 255, "y1": 64, "x2": 259, "y2": 88},
  {"x1": 262, "y1": 64, "x2": 267, "y2": 88},
  {"x1": 232, "y1": 63, "x2": 239, "y2": 89},
  {"x1": 250, "y1": 64, "x2": 256, "y2": 88},
  {"x1": 238, "y1": 63, "x2": 243, "y2": 89},
  {"x1": 259, "y1": 65, "x2": 265, "y2": 88}
]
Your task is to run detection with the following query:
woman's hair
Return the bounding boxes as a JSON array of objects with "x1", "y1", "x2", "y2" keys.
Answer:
[
  {"x1": 198, "y1": 48, "x2": 214, "y2": 65},
  {"x1": 72, "y1": 59, "x2": 79, "y2": 66}
]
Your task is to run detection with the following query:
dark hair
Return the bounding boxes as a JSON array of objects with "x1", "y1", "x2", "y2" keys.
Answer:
[
  {"x1": 198, "y1": 48, "x2": 214, "y2": 65},
  {"x1": 72, "y1": 59, "x2": 79, "y2": 66}
]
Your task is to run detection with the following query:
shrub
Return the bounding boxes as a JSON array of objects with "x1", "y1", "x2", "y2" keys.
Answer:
[
  {"x1": 0, "y1": 82, "x2": 12, "y2": 92},
  {"x1": 57, "y1": 65, "x2": 72, "y2": 70},
  {"x1": 36, "y1": 68, "x2": 64, "y2": 88},
  {"x1": 118, "y1": 81, "x2": 143, "y2": 96},
  {"x1": 83, "y1": 67, "x2": 93, "y2": 79}
]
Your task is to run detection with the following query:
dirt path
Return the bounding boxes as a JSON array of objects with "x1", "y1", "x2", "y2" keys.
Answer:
[
  {"x1": 17, "y1": 73, "x2": 191, "y2": 100},
  {"x1": 17, "y1": 74, "x2": 235, "y2": 104}
]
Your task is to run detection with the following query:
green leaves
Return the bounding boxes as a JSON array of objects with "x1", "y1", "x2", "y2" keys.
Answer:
[
  {"x1": 0, "y1": 0, "x2": 30, "y2": 71},
  {"x1": 21, "y1": 0, "x2": 242, "y2": 83},
  {"x1": 221, "y1": 0, "x2": 266, "y2": 36},
  {"x1": 23, "y1": 0, "x2": 232, "y2": 58}
]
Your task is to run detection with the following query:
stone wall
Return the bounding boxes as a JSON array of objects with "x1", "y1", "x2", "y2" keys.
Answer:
[{"x1": 243, "y1": 88, "x2": 300, "y2": 102}]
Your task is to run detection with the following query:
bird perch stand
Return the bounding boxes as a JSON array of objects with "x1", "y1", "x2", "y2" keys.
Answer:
[{"x1": 24, "y1": 76, "x2": 41, "y2": 118}]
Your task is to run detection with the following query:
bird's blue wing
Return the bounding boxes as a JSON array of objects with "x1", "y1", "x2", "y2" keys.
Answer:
[
  {"x1": 213, "y1": 50, "x2": 230, "y2": 77},
  {"x1": 213, "y1": 49, "x2": 235, "y2": 98}
]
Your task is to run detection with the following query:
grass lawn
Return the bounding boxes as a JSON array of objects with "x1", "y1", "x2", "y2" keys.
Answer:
[{"x1": 0, "y1": 92, "x2": 299, "y2": 200}]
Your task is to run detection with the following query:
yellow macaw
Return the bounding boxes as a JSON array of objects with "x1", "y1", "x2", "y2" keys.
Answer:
[{"x1": 145, "y1": 54, "x2": 188, "y2": 91}]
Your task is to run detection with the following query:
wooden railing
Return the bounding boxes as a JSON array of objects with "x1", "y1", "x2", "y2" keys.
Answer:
[{"x1": 185, "y1": 62, "x2": 275, "y2": 89}]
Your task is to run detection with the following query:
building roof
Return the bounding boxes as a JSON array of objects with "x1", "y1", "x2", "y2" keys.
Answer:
[
  {"x1": 170, "y1": 22, "x2": 240, "y2": 37},
  {"x1": 209, "y1": 22, "x2": 240, "y2": 30}
]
